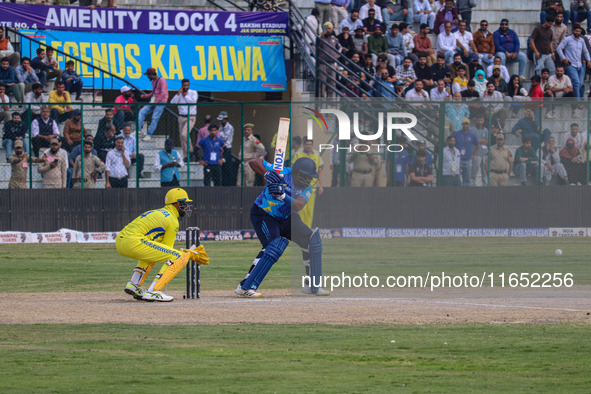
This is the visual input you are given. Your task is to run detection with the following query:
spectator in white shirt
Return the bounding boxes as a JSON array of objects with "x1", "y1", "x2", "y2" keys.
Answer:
[
  {"x1": 105, "y1": 135, "x2": 131, "y2": 188},
  {"x1": 486, "y1": 56, "x2": 510, "y2": 82},
  {"x1": 561, "y1": 123, "x2": 587, "y2": 148},
  {"x1": 414, "y1": 0, "x2": 436, "y2": 29},
  {"x1": 430, "y1": 79, "x2": 451, "y2": 100},
  {"x1": 405, "y1": 79, "x2": 430, "y2": 99},
  {"x1": 170, "y1": 79, "x2": 198, "y2": 159},
  {"x1": 454, "y1": 20, "x2": 476, "y2": 61},
  {"x1": 437, "y1": 22, "x2": 458, "y2": 64},
  {"x1": 340, "y1": 9, "x2": 364, "y2": 33},
  {"x1": 360, "y1": 0, "x2": 384, "y2": 22}
]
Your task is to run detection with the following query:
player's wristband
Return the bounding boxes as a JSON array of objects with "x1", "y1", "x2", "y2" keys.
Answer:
[{"x1": 277, "y1": 193, "x2": 294, "y2": 207}]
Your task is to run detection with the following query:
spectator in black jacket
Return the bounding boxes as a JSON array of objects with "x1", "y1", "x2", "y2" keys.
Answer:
[
  {"x1": 337, "y1": 26, "x2": 355, "y2": 62},
  {"x1": 431, "y1": 53, "x2": 452, "y2": 84},
  {"x1": 30, "y1": 48, "x2": 55, "y2": 87},
  {"x1": 97, "y1": 108, "x2": 118, "y2": 136},
  {"x1": 414, "y1": 54, "x2": 435, "y2": 90},
  {"x1": 3, "y1": 111, "x2": 28, "y2": 159},
  {"x1": 93, "y1": 123, "x2": 117, "y2": 163}
]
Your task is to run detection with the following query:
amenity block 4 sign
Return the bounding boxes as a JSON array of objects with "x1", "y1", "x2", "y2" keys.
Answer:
[
  {"x1": 1, "y1": 3, "x2": 288, "y2": 36},
  {"x1": 20, "y1": 30, "x2": 287, "y2": 92}
]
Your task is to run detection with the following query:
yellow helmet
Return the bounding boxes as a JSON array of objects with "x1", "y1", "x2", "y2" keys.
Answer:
[{"x1": 165, "y1": 188, "x2": 192, "y2": 205}]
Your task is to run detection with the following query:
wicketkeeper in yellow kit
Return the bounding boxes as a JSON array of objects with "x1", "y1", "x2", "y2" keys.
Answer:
[{"x1": 116, "y1": 188, "x2": 209, "y2": 302}]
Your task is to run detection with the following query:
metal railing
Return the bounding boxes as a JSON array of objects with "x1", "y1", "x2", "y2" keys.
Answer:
[
  {"x1": 2, "y1": 99, "x2": 590, "y2": 190},
  {"x1": 6, "y1": 27, "x2": 142, "y2": 102},
  {"x1": 0, "y1": 101, "x2": 290, "y2": 189}
]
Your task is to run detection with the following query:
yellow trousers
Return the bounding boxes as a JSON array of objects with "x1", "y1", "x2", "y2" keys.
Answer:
[{"x1": 116, "y1": 235, "x2": 182, "y2": 265}]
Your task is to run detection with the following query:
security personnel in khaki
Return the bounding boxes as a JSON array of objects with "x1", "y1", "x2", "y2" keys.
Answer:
[
  {"x1": 486, "y1": 133, "x2": 513, "y2": 186},
  {"x1": 240, "y1": 123, "x2": 265, "y2": 186},
  {"x1": 348, "y1": 145, "x2": 380, "y2": 187},
  {"x1": 72, "y1": 140, "x2": 106, "y2": 189},
  {"x1": 8, "y1": 140, "x2": 42, "y2": 189}
]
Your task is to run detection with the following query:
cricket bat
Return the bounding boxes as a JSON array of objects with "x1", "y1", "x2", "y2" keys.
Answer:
[{"x1": 273, "y1": 117, "x2": 290, "y2": 173}]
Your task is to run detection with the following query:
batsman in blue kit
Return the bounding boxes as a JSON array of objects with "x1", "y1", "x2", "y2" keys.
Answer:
[{"x1": 235, "y1": 156, "x2": 330, "y2": 297}]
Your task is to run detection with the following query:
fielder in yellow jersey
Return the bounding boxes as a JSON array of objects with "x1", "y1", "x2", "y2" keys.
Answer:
[
  {"x1": 292, "y1": 139, "x2": 324, "y2": 227},
  {"x1": 117, "y1": 188, "x2": 209, "y2": 302}
]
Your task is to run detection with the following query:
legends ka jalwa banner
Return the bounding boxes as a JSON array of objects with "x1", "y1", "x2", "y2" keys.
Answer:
[{"x1": 20, "y1": 30, "x2": 287, "y2": 92}]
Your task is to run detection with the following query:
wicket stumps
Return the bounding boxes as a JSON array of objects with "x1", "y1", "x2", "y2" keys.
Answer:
[{"x1": 185, "y1": 227, "x2": 201, "y2": 299}]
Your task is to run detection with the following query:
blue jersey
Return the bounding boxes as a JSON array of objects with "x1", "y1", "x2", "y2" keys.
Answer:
[
  {"x1": 394, "y1": 154, "x2": 410, "y2": 183},
  {"x1": 452, "y1": 130, "x2": 480, "y2": 160},
  {"x1": 198, "y1": 136, "x2": 225, "y2": 165},
  {"x1": 254, "y1": 161, "x2": 313, "y2": 220}
]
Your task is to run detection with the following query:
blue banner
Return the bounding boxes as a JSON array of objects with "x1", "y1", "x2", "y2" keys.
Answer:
[
  {"x1": 1, "y1": 3, "x2": 288, "y2": 36},
  {"x1": 20, "y1": 30, "x2": 287, "y2": 92}
]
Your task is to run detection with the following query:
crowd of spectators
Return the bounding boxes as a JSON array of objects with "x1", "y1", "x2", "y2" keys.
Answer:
[
  {"x1": 311, "y1": 1, "x2": 591, "y2": 101},
  {"x1": 305, "y1": 0, "x2": 591, "y2": 186},
  {"x1": 6, "y1": 1, "x2": 591, "y2": 188}
]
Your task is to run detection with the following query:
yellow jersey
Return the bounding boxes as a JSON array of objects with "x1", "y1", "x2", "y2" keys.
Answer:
[
  {"x1": 118, "y1": 204, "x2": 180, "y2": 247},
  {"x1": 49, "y1": 90, "x2": 72, "y2": 114}
]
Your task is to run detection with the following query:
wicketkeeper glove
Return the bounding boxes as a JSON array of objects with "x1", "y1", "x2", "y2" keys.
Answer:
[
  {"x1": 264, "y1": 171, "x2": 283, "y2": 184},
  {"x1": 181, "y1": 244, "x2": 210, "y2": 265}
]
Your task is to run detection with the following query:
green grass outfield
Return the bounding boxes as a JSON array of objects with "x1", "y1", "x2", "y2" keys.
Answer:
[
  {"x1": 1, "y1": 237, "x2": 590, "y2": 292},
  {"x1": 1, "y1": 324, "x2": 590, "y2": 392},
  {"x1": 1, "y1": 238, "x2": 590, "y2": 391}
]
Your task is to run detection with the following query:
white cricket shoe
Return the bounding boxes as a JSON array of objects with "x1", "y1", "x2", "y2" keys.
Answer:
[
  {"x1": 141, "y1": 291, "x2": 174, "y2": 302},
  {"x1": 301, "y1": 285, "x2": 331, "y2": 296},
  {"x1": 142, "y1": 135, "x2": 152, "y2": 142},
  {"x1": 235, "y1": 285, "x2": 262, "y2": 298},
  {"x1": 124, "y1": 281, "x2": 144, "y2": 300}
]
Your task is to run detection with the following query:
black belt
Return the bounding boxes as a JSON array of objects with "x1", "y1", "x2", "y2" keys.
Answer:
[
  {"x1": 178, "y1": 114, "x2": 194, "y2": 117},
  {"x1": 111, "y1": 176, "x2": 128, "y2": 181},
  {"x1": 353, "y1": 169, "x2": 373, "y2": 174},
  {"x1": 491, "y1": 170, "x2": 506, "y2": 174}
]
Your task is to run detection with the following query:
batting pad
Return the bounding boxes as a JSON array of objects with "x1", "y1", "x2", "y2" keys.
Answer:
[
  {"x1": 242, "y1": 237, "x2": 289, "y2": 290},
  {"x1": 153, "y1": 253, "x2": 191, "y2": 291},
  {"x1": 309, "y1": 228, "x2": 323, "y2": 293}
]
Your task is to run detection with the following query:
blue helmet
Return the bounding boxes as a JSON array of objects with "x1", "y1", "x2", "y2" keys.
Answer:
[{"x1": 292, "y1": 157, "x2": 318, "y2": 187}]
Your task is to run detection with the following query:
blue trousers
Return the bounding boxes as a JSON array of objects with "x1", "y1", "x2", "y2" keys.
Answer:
[
  {"x1": 2, "y1": 138, "x2": 28, "y2": 158},
  {"x1": 570, "y1": 10, "x2": 591, "y2": 27},
  {"x1": 566, "y1": 64, "x2": 586, "y2": 98},
  {"x1": 384, "y1": 8, "x2": 413, "y2": 26},
  {"x1": 137, "y1": 103, "x2": 165, "y2": 136},
  {"x1": 442, "y1": 174, "x2": 461, "y2": 186},
  {"x1": 495, "y1": 51, "x2": 527, "y2": 76},
  {"x1": 251, "y1": 204, "x2": 312, "y2": 250},
  {"x1": 514, "y1": 162, "x2": 540, "y2": 184},
  {"x1": 460, "y1": 159, "x2": 471, "y2": 186},
  {"x1": 65, "y1": 80, "x2": 83, "y2": 99}
]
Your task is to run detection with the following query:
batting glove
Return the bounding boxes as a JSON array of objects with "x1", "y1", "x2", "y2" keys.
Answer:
[
  {"x1": 267, "y1": 182, "x2": 284, "y2": 196},
  {"x1": 264, "y1": 171, "x2": 283, "y2": 184}
]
